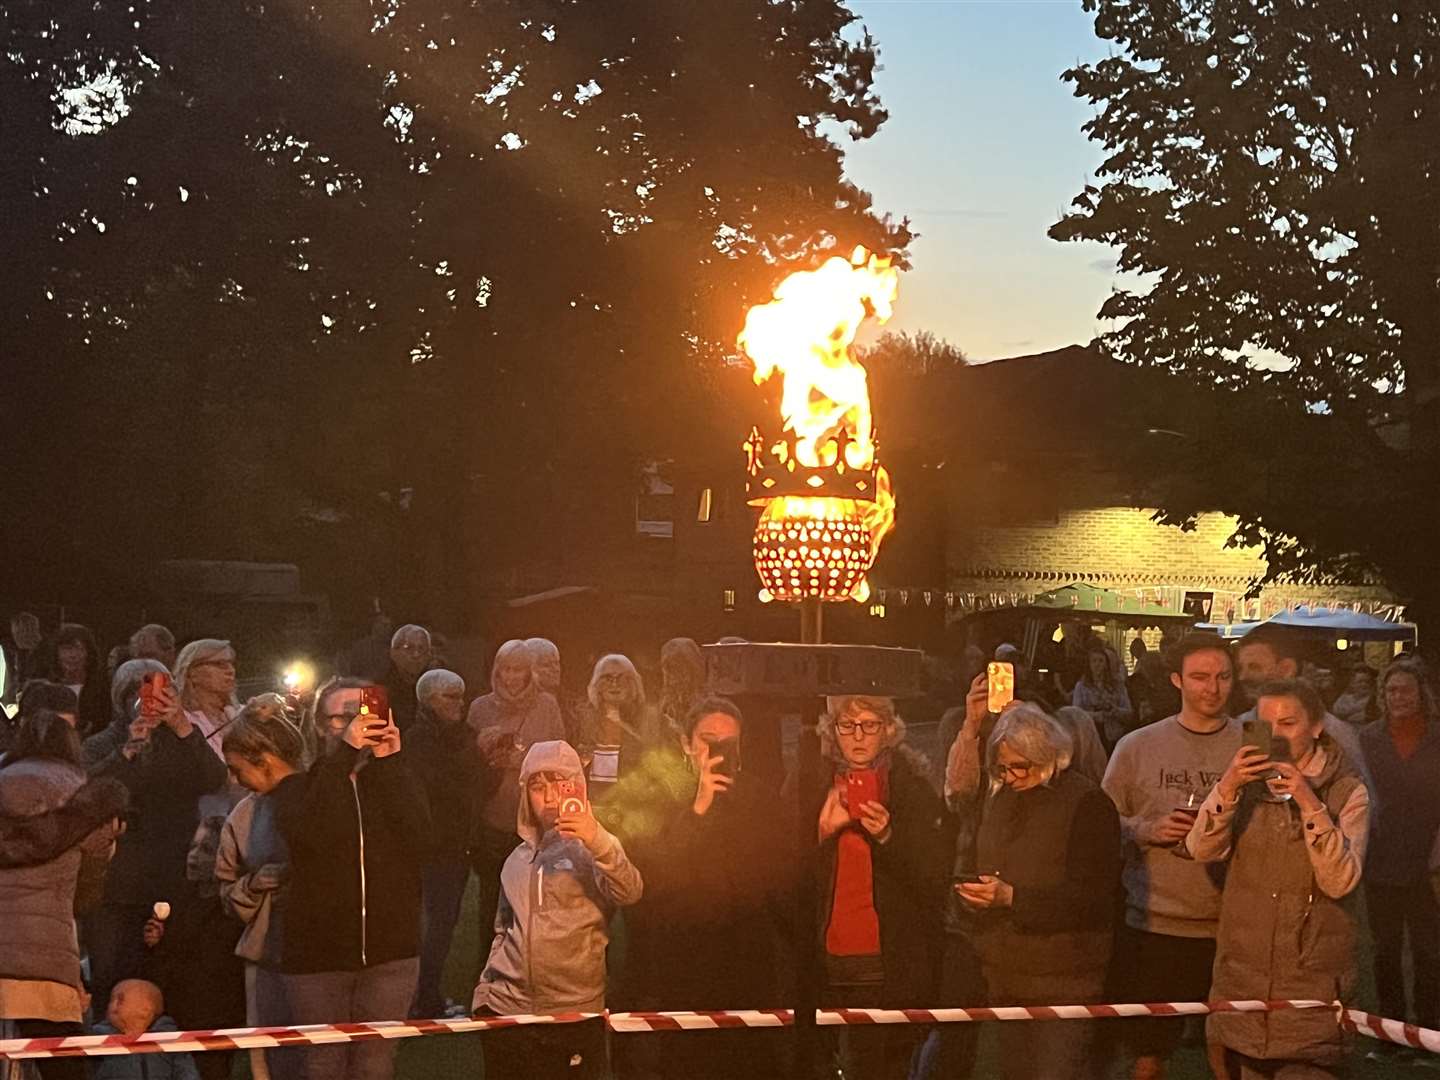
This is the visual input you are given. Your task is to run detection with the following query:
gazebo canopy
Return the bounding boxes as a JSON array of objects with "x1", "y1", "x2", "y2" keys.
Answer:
[{"x1": 1028, "y1": 581, "x2": 1191, "y2": 620}]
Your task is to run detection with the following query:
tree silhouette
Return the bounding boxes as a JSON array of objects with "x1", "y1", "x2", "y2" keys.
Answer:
[
  {"x1": 1051, "y1": 0, "x2": 1440, "y2": 621},
  {"x1": 0, "y1": 0, "x2": 911, "y2": 626}
]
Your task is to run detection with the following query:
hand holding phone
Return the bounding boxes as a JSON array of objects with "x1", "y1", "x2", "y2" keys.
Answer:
[
  {"x1": 986, "y1": 662, "x2": 1015, "y2": 714},
  {"x1": 1217, "y1": 741, "x2": 1275, "y2": 803},
  {"x1": 844, "y1": 769, "x2": 882, "y2": 821},
  {"x1": 138, "y1": 672, "x2": 172, "y2": 720},
  {"x1": 556, "y1": 787, "x2": 599, "y2": 849}
]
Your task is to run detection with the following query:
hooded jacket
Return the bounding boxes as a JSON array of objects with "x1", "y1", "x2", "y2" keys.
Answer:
[
  {"x1": 471, "y1": 741, "x2": 643, "y2": 1016},
  {"x1": 0, "y1": 760, "x2": 126, "y2": 990}
]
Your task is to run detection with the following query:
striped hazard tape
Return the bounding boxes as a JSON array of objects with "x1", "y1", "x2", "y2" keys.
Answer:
[{"x1": 2, "y1": 1001, "x2": 1435, "y2": 1059}]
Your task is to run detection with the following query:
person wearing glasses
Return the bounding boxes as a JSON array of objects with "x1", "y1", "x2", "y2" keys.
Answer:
[
  {"x1": 273, "y1": 676, "x2": 429, "y2": 1080},
  {"x1": 574, "y1": 654, "x2": 661, "y2": 796},
  {"x1": 173, "y1": 639, "x2": 240, "y2": 763},
  {"x1": 808, "y1": 695, "x2": 949, "y2": 1080},
  {"x1": 954, "y1": 703, "x2": 1121, "y2": 1078}
]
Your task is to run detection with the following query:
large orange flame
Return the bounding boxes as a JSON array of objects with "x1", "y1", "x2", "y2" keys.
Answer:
[{"x1": 738, "y1": 246, "x2": 898, "y2": 602}]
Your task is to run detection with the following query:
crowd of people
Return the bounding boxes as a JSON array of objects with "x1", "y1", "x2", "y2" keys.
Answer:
[{"x1": 0, "y1": 612, "x2": 1437, "y2": 1080}]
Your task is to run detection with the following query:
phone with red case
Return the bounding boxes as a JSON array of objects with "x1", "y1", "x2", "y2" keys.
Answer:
[
  {"x1": 359, "y1": 686, "x2": 390, "y2": 739},
  {"x1": 844, "y1": 769, "x2": 882, "y2": 820},
  {"x1": 138, "y1": 671, "x2": 171, "y2": 718}
]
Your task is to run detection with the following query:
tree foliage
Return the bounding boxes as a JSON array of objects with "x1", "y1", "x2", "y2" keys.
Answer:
[
  {"x1": 0, "y1": 0, "x2": 910, "y2": 623},
  {"x1": 1051, "y1": 0, "x2": 1440, "y2": 612}
]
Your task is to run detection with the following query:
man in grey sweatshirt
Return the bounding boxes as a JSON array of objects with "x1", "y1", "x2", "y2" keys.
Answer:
[
  {"x1": 1101, "y1": 633, "x2": 1242, "y2": 1080},
  {"x1": 472, "y1": 740, "x2": 643, "y2": 1080}
]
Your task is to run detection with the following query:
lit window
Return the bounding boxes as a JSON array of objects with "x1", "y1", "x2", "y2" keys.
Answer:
[{"x1": 697, "y1": 487, "x2": 713, "y2": 523}]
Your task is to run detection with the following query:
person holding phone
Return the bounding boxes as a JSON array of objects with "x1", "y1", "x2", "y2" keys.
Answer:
[
  {"x1": 615, "y1": 697, "x2": 795, "y2": 1079},
  {"x1": 953, "y1": 703, "x2": 1121, "y2": 1078},
  {"x1": 1185, "y1": 679, "x2": 1369, "y2": 1077},
  {"x1": 81, "y1": 658, "x2": 228, "y2": 1014},
  {"x1": 273, "y1": 677, "x2": 429, "y2": 1080},
  {"x1": 1101, "y1": 632, "x2": 1242, "y2": 1080},
  {"x1": 472, "y1": 740, "x2": 642, "y2": 1079},
  {"x1": 807, "y1": 695, "x2": 949, "y2": 1080}
]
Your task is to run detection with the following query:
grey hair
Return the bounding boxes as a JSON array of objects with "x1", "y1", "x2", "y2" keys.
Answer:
[
  {"x1": 416, "y1": 668, "x2": 464, "y2": 704},
  {"x1": 111, "y1": 658, "x2": 168, "y2": 716},
  {"x1": 390, "y1": 624, "x2": 432, "y2": 649},
  {"x1": 986, "y1": 702, "x2": 1073, "y2": 794}
]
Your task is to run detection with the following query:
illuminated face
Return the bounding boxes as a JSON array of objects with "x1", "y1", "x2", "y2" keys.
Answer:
[
  {"x1": 188, "y1": 655, "x2": 237, "y2": 698},
  {"x1": 426, "y1": 684, "x2": 466, "y2": 725},
  {"x1": 1235, "y1": 642, "x2": 1296, "y2": 704},
  {"x1": 526, "y1": 770, "x2": 565, "y2": 831},
  {"x1": 834, "y1": 708, "x2": 889, "y2": 768},
  {"x1": 319, "y1": 688, "x2": 363, "y2": 738},
  {"x1": 1385, "y1": 672, "x2": 1423, "y2": 722},
  {"x1": 533, "y1": 654, "x2": 562, "y2": 693},
  {"x1": 1171, "y1": 648, "x2": 1234, "y2": 719},
  {"x1": 597, "y1": 671, "x2": 633, "y2": 707},
  {"x1": 686, "y1": 711, "x2": 741, "y2": 767},
  {"x1": 390, "y1": 630, "x2": 432, "y2": 678},
  {"x1": 496, "y1": 658, "x2": 532, "y2": 699},
  {"x1": 1258, "y1": 693, "x2": 1322, "y2": 763},
  {"x1": 993, "y1": 740, "x2": 1043, "y2": 792}
]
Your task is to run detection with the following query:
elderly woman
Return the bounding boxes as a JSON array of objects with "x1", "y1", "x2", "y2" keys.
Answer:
[
  {"x1": 808, "y1": 695, "x2": 949, "y2": 1080},
  {"x1": 955, "y1": 703, "x2": 1120, "y2": 1080},
  {"x1": 467, "y1": 643, "x2": 565, "y2": 969},
  {"x1": 81, "y1": 658, "x2": 228, "y2": 1011},
  {"x1": 407, "y1": 669, "x2": 489, "y2": 1018},
  {"x1": 574, "y1": 654, "x2": 661, "y2": 795},
  {"x1": 173, "y1": 639, "x2": 240, "y2": 762}
]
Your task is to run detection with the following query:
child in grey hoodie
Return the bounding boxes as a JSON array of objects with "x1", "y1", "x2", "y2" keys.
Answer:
[{"x1": 472, "y1": 739, "x2": 643, "y2": 1079}]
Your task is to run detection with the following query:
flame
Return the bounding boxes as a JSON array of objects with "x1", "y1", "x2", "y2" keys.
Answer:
[{"x1": 738, "y1": 246, "x2": 897, "y2": 601}]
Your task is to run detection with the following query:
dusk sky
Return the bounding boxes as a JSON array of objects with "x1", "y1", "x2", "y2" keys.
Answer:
[{"x1": 842, "y1": 0, "x2": 1119, "y2": 361}]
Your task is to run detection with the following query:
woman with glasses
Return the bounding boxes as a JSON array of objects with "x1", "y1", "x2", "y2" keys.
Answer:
[
  {"x1": 273, "y1": 676, "x2": 430, "y2": 1080},
  {"x1": 173, "y1": 639, "x2": 240, "y2": 763},
  {"x1": 807, "y1": 695, "x2": 949, "y2": 1080},
  {"x1": 574, "y1": 654, "x2": 661, "y2": 798},
  {"x1": 954, "y1": 703, "x2": 1120, "y2": 1079}
]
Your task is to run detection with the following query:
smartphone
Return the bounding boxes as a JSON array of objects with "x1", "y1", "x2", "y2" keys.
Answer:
[
  {"x1": 953, "y1": 872, "x2": 986, "y2": 886},
  {"x1": 359, "y1": 685, "x2": 390, "y2": 741},
  {"x1": 1241, "y1": 718, "x2": 1274, "y2": 758},
  {"x1": 558, "y1": 779, "x2": 586, "y2": 816},
  {"x1": 844, "y1": 769, "x2": 882, "y2": 820},
  {"x1": 711, "y1": 737, "x2": 742, "y2": 780},
  {"x1": 986, "y1": 661, "x2": 1015, "y2": 714},
  {"x1": 138, "y1": 671, "x2": 171, "y2": 718}
]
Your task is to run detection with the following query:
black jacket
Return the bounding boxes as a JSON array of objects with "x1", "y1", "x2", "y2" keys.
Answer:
[
  {"x1": 274, "y1": 742, "x2": 431, "y2": 974},
  {"x1": 404, "y1": 710, "x2": 495, "y2": 860},
  {"x1": 619, "y1": 752, "x2": 797, "y2": 1010},
  {"x1": 804, "y1": 747, "x2": 952, "y2": 1006},
  {"x1": 81, "y1": 717, "x2": 229, "y2": 905}
]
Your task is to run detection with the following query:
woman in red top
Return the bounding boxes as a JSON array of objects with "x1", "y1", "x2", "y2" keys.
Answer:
[{"x1": 809, "y1": 695, "x2": 950, "y2": 1080}]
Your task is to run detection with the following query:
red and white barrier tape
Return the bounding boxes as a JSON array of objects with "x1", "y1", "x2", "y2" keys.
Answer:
[
  {"x1": 1341, "y1": 1008, "x2": 1440, "y2": 1055},
  {"x1": 3, "y1": 1000, "x2": 1435, "y2": 1060},
  {"x1": 0, "y1": 1014, "x2": 598, "y2": 1061}
]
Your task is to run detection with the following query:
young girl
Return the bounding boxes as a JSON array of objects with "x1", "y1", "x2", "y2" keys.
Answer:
[{"x1": 215, "y1": 694, "x2": 307, "y2": 1080}]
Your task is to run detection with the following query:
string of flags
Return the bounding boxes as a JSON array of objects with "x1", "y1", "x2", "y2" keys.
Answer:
[{"x1": 869, "y1": 585, "x2": 1406, "y2": 624}]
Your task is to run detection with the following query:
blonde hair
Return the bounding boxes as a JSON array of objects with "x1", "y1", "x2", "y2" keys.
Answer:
[{"x1": 817, "y1": 695, "x2": 905, "y2": 763}]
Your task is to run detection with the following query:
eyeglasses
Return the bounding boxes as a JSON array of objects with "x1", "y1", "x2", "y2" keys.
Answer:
[
  {"x1": 394, "y1": 643, "x2": 429, "y2": 654},
  {"x1": 598, "y1": 674, "x2": 627, "y2": 685},
  {"x1": 990, "y1": 761, "x2": 1033, "y2": 781},
  {"x1": 835, "y1": 719, "x2": 884, "y2": 736}
]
